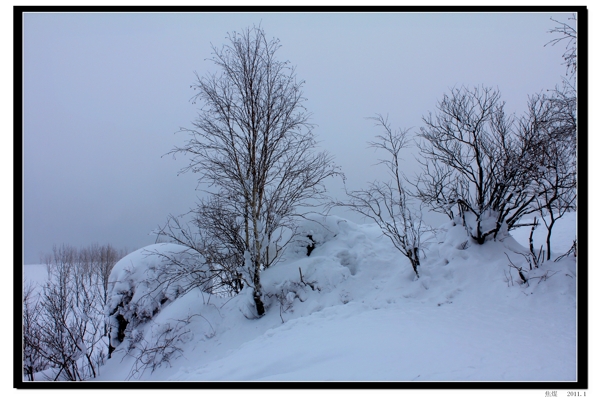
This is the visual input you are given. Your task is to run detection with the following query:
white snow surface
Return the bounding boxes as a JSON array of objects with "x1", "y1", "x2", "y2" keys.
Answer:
[{"x1": 23, "y1": 213, "x2": 578, "y2": 383}]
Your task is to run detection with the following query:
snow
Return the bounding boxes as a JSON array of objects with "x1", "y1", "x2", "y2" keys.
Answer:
[
  {"x1": 22, "y1": 213, "x2": 580, "y2": 389},
  {"x1": 107, "y1": 242, "x2": 208, "y2": 314},
  {"x1": 22, "y1": 264, "x2": 48, "y2": 291}
]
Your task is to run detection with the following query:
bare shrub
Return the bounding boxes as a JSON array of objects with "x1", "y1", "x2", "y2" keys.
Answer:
[{"x1": 333, "y1": 115, "x2": 427, "y2": 278}]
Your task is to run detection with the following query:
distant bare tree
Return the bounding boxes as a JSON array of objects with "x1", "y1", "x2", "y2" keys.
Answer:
[
  {"x1": 168, "y1": 25, "x2": 340, "y2": 316},
  {"x1": 24, "y1": 243, "x2": 125, "y2": 381},
  {"x1": 36, "y1": 245, "x2": 107, "y2": 380},
  {"x1": 79, "y1": 243, "x2": 126, "y2": 338}
]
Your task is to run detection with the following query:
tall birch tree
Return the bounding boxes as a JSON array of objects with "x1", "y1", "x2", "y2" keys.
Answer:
[{"x1": 170, "y1": 25, "x2": 339, "y2": 316}]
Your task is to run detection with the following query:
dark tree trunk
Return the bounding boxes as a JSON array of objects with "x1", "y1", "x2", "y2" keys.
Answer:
[{"x1": 253, "y1": 289, "x2": 265, "y2": 316}]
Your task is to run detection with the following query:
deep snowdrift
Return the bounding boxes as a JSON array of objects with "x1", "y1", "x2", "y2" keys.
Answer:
[
  {"x1": 90, "y1": 213, "x2": 578, "y2": 382},
  {"x1": 23, "y1": 213, "x2": 577, "y2": 382}
]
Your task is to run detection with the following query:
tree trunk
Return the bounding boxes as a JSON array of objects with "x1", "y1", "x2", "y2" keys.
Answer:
[
  {"x1": 545, "y1": 209, "x2": 556, "y2": 261},
  {"x1": 253, "y1": 287, "x2": 265, "y2": 316}
]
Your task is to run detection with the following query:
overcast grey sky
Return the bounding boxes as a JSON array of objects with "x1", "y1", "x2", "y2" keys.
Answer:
[{"x1": 22, "y1": 11, "x2": 573, "y2": 264}]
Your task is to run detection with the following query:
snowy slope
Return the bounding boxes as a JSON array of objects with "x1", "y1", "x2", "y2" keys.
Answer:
[{"x1": 80, "y1": 213, "x2": 578, "y2": 383}]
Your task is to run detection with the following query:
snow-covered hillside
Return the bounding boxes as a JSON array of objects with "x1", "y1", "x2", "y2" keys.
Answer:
[{"x1": 23, "y1": 213, "x2": 578, "y2": 383}]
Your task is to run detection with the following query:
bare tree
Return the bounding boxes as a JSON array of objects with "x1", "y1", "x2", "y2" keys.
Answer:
[
  {"x1": 35, "y1": 245, "x2": 105, "y2": 380},
  {"x1": 511, "y1": 14, "x2": 578, "y2": 261},
  {"x1": 155, "y1": 196, "x2": 247, "y2": 297},
  {"x1": 544, "y1": 14, "x2": 578, "y2": 259},
  {"x1": 521, "y1": 92, "x2": 576, "y2": 260},
  {"x1": 414, "y1": 80, "x2": 577, "y2": 253},
  {"x1": 24, "y1": 243, "x2": 125, "y2": 380},
  {"x1": 192, "y1": 196, "x2": 247, "y2": 294},
  {"x1": 94, "y1": 244, "x2": 126, "y2": 314},
  {"x1": 36, "y1": 245, "x2": 84, "y2": 381},
  {"x1": 168, "y1": 25, "x2": 340, "y2": 316},
  {"x1": 546, "y1": 13, "x2": 577, "y2": 78},
  {"x1": 415, "y1": 86, "x2": 546, "y2": 244},
  {"x1": 22, "y1": 281, "x2": 46, "y2": 381},
  {"x1": 332, "y1": 115, "x2": 426, "y2": 278}
]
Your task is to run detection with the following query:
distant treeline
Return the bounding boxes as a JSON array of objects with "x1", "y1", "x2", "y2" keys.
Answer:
[{"x1": 23, "y1": 243, "x2": 127, "y2": 381}]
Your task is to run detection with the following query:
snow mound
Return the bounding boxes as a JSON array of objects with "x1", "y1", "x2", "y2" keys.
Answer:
[
  {"x1": 106, "y1": 243, "x2": 210, "y2": 351},
  {"x1": 94, "y1": 213, "x2": 577, "y2": 382}
]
